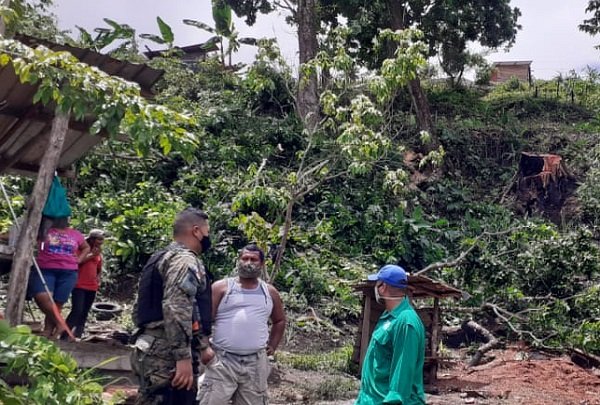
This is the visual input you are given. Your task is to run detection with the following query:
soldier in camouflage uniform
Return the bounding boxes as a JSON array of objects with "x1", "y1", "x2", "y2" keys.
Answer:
[{"x1": 131, "y1": 208, "x2": 215, "y2": 405}]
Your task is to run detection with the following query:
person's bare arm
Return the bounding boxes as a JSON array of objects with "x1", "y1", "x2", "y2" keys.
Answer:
[
  {"x1": 198, "y1": 279, "x2": 227, "y2": 365},
  {"x1": 76, "y1": 241, "x2": 91, "y2": 264},
  {"x1": 211, "y1": 279, "x2": 227, "y2": 321},
  {"x1": 267, "y1": 285, "x2": 286, "y2": 355}
]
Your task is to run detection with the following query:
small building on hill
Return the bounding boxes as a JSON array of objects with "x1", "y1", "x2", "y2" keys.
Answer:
[
  {"x1": 491, "y1": 61, "x2": 532, "y2": 85},
  {"x1": 353, "y1": 274, "x2": 463, "y2": 384}
]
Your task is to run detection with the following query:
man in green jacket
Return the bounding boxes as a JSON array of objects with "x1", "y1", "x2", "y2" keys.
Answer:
[{"x1": 355, "y1": 265, "x2": 426, "y2": 405}]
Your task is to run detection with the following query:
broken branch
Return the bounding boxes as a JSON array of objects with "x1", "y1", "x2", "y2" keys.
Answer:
[{"x1": 462, "y1": 320, "x2": 500, "y2": 367}]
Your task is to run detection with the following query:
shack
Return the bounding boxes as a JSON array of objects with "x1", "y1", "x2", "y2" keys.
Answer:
[
  {"x1": 353, "y1": 274, "x2": 462, "y2": 384},
  {"x1": 490, "y1": 61, "x2": 532, "y2": 85},
  {"x1": 0, "y1": 34, "x2": 164, "y2": 325}
]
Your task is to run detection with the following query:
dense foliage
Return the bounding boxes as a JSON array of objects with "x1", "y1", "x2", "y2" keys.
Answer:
[
  {"x1": 0, "y1": 322, "x2": 106, "y2": 404},
  {"x1": 1, "y1": 0, "x2": 599, "y2": 362}
]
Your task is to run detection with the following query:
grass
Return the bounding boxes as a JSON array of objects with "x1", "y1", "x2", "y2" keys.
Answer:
[
  {"x1": 276, "y1": 344, "x2": 355, "y2": 373},
  {"x1": 304, "y1": 375, "x2": 359, "y2": 401}
]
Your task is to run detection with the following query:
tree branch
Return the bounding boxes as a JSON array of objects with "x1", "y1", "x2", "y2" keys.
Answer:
[{"x1": 415, "y1": 226, "x2": 527, "y2": 276}]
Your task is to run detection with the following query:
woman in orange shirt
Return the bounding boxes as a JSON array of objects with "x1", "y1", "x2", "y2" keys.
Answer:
[{"x1": 66, "y1": 229, "x2": 105, "y2": 338}]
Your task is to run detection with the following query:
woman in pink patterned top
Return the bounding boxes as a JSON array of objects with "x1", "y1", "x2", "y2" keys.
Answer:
[{"x1": 28, "y1": 216, "x2": 90, "y2": 338}]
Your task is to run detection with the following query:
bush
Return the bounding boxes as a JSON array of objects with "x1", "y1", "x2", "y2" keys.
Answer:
[
  {"x1": 578, "y1": 144, "x2": 600, "y2": 226},
  {"x1": 0, "y1": 322, "x2": 106, "y2": 404}
]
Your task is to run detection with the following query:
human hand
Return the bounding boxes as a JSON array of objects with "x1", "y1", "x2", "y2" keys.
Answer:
[
  {"x1": 200, "y1": 346, "x2": 216, "y2": 365},
  {"x1": 172, "y1": 358, "x2": 194, "y2": 390},
  {"x1": 266, "y1": 345, "x2": 275, "y2": 356}
]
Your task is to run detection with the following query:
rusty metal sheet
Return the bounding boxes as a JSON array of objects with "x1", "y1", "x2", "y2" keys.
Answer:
[{"x1": 355, "y1": 274, "x2": 463, "y2": 300}]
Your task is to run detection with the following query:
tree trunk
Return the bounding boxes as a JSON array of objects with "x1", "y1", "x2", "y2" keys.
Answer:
[
  {"x1": 296, "y1": 0, "x2": 319, "y2": 130},
  {"x1": 0, "y1": 0, "x2": 8, "y2": 37},
  {"x1": 387, "y1": 0, "x2": 436, "y2": 147},
  {"x1": 5, "y1": 111, "x2": 70, "y2": 326},
  {"x1": 270, "y1": 192, "x2": 295, "y2": 281},
  {"x1": 407, "y1": 78, "x2": 434, "y2": 137}
]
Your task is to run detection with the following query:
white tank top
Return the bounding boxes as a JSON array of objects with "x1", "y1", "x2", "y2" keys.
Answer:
[{"x1": 212, "y1": 277, "x2": 273, "y2": 354}]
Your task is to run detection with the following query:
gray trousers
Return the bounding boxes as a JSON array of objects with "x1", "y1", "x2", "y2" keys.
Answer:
[{"x1": 198, "y1": 349, "x2": 269, "y2": 405}]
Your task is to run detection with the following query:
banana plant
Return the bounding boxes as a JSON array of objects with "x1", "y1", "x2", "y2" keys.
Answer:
[
  {"x1": 76, "y1": 18, "x2": 138, "y2": 54},
  {"x1": 139, "y1": 16, "x2": 175, "y2": 50},
  {"x1": 183, "y1": 0, "x2": 258, "y2": 67}
]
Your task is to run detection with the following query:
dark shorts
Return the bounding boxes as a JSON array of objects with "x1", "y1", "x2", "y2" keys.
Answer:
[{"x1": 27, "y1": 268, "x2": 78, "y2": 304}]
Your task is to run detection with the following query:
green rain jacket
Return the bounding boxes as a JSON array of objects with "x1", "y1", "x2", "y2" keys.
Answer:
[{"x1": 355, "y1": 297, "x2": 426, "y2": 405}]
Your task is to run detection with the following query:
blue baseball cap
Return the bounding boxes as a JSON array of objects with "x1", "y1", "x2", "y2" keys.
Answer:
[{"x1": 367, "y1": 264, "x2": 408, "y2": 288}]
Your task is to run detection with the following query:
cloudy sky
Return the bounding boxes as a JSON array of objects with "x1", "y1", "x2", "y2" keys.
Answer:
[{"x1": 52, "y1": 0, "x2": 600, "y2": 79}]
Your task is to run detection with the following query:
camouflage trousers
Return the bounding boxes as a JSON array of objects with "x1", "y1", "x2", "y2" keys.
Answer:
[
  {"x1": 131, "y1": 334, "x2": 198, "y2": 405},
  {"x1": 197, "y1": 348, "x2": 269, "y2": 405}
]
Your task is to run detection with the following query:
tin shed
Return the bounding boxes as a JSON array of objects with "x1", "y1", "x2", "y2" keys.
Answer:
[{"x1": 353, "y1": 275, "x2": 462, "y2": 384}]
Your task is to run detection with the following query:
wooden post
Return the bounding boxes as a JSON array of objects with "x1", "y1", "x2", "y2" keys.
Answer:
[
  {"x1": 359, "y1": 295, "x2": 372, "y2": 372},
  {"x1": 5, "y1": 111, "x2": 70, "y2": 326},
  {"x1": 430, "y1": 298, "x2": 440, "y2": 382}
]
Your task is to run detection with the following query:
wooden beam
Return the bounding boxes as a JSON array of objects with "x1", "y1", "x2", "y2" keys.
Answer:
[
  {"x1": 0, "y1": 121, "x2": 50, "y2": 173},
  {"x1": 359, "y1": 295, "x2": 372, "y2": 373},
  {"x1": 5, "y1": 110, "x2": 70, "y2": 325},
  {"x1": 0, "y1": 115, "x2": 20, "y2": 145},
  {"x1": 8, "y1": 163, "x2": 76, "y2": 178},
  {"x1": 0, "y1": 110, "x2": 94, "y2": 132},
  {"x1": 55, "y1": 340, "x2": 132, "y2": 371},
  {"x1": 430, "y1": 298, "x2": 440, "y2": 383}
]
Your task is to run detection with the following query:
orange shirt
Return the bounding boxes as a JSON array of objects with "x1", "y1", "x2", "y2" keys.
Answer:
[{"x1": 75, "y1": 254, "x2": 102, "y2": 291}]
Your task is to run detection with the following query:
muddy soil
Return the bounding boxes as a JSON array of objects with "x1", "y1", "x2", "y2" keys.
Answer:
[{"x1": 266, "y1": 347, "x2": 600, "y2": 405}]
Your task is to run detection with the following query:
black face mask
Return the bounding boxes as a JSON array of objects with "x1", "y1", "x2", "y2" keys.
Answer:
[{"x1": 200, "y1": 235, "x2": 211, "y2": 253}]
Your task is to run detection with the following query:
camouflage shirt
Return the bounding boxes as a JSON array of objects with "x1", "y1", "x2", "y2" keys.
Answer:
[{"x1": 146, "y1": 242, "x2": 207, "y2": 361}]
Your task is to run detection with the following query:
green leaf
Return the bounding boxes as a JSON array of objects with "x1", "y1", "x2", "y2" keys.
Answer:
[
  {"x1": 139, "y1": 34, "x2": 165, "y2": 45},
  {"x1": 238, "y1": 37, "x2": 258, "y2": 46},
  {"x1": 156, "y1": 16, "x2": 174, "y2": 44},
  {"x1": 75, "y1": 25, "x2": 93, "y2": 45},
  {"x1": 102, "y1": 18, "x2": 122, "y2": 31},
  {"x1": 212, "y1": 0, "x2": 232, "y2": 36},
  {"x1": 0, "y1": 53, "x2": 9, "y2": 66},
  {"x1": 201, "y1": 36, "x2": 220, "y2": 50},
  {"x1": 182, "y1": 19, "x2": 215, "y2": 33}
]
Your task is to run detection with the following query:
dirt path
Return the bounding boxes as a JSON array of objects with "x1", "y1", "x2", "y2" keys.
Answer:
[
  {"x1": 431, "y1": 348, "x2": 600, "y2": 405},
  {"x1": 267, "y1": 347, "x2": 600, "y2": 405}
]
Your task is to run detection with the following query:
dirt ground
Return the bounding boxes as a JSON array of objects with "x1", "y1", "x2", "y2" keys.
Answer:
[
  {"x1": 4, "y1": 286, "x2": 598, "y2": 405},
  {"x1": 264, "y1": 347, "x2": 600, "y2": 405},
  {"x1": 430, "y1": 347, "x2": 600, "y2": 405}
]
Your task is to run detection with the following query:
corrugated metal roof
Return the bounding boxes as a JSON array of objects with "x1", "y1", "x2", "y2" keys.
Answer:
[
  {"x1": 355, "y1": 275, "x2": 463, "y2": 299},
  {"x1": 492, "y1": 61, "x2": 532, "y2": 67},
  {"x1": 144, "y1": 42, "x2": 219, "y2": 59},
  {"x1": 16, "y1": 34, "x2": 164, "y2": 95},
  {"x1": 0, "y1": 36, "x2": 164, "y2": 177}
]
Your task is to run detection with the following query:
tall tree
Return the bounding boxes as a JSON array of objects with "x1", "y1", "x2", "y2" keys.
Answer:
[
  {"x1": 581, "y1": 0, "x2": 600, "y2": 48},
  {"x1": 296, "y1": 0, "x2": 319, "y2": 129},
  {"x1": 224, "y1": 0, "x2": 320, "y2": 128},
  {"x1": 321, "y1": 0, "x2": 521, "y2": 142}
]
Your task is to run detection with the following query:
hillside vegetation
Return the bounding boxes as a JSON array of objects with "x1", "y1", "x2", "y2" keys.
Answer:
[
  {"x1": 8, "y1": 64, "x2": 600, "y2": 356},
  {"x1": 2, "y1": 31, "x2": 600, "y2": 360}
]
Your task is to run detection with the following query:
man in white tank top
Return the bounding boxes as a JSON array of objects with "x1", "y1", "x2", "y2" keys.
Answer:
[{"x1": 198, "y1": 244, "x2": 286, "y2": 405}]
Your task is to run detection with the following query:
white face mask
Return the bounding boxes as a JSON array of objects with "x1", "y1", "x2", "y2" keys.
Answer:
[{"x1": 374, "y1": 284, "x2": 406, "y2": 303}]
